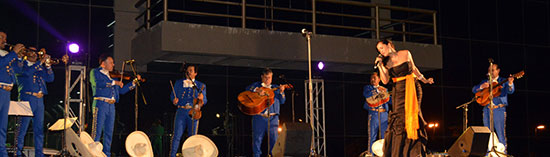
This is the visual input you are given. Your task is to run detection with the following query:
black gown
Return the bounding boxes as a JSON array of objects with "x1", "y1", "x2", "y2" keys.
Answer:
[{"x1": 383, "y1": 61, "x2": 428, "y2": 157}]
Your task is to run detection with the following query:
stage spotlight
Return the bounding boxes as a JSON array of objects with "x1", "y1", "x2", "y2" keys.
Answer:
[
  {"x1": 68, "y1": 43, "x2": 79, "y2": 53},
  {"x1": 537, "y1": 125, "x2": 545, "y2": 130},
  {"x1": 216, "y1": 113, "x2": 220, "y2": 118},
  {"x1": 317, "y1": 61, "x2": 324, "y2": 70},
  {"x1": 278, "y1": 126, "x2": 283, "y2": 133}
]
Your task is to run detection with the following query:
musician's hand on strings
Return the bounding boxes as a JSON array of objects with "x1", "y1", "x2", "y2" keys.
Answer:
[
  {"x1": 173, "y1": 98, "x2": 179, "y2": 105},
  {"x1": 508, "y1": 75, "x2": 514, "y2": 85},
  {"x1": 114, "y1": 81, "x2": 124, "y2": 88},
  {"x1": 197, "y1": 93, "x2": 204, "y2": 100},
  {"x1": 279, "y1": 85, "x2": 286, "y2": 94},
  {"x1": 480, "y1": 82, "x2": 490, "y2": 89}
]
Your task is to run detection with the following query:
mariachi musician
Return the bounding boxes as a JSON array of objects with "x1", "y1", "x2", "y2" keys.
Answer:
[
  {"x1": 472, "y1": 63, "x2": 514, "y2": 151},
  {"x1": 90, "y1": 54, "x2": 138, "y2": 157},
  {"x1": 245, "y1": 68, "x2": 287, "y2": 157},
  {"x1": 169, "y1": 64, "x2": 207, "y2": 157},
  {"x1": 363, "y1": 72, "x2": 390, "y2": 155},
  {"x1": 0, "y1": 30, "x2": 24, "y2": 156},
  {"x1": 14, "y1": 47, "x2": 55, "y2": 157}
]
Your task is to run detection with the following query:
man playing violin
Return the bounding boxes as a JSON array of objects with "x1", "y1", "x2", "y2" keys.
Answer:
[
  {"x1": 246, "y1": 68, "x2": 286, "y2": 157},
  {"x1": 0, "y1": 30, "x2": 24, "y2": 156},
  {"x1": 169, "y1": 64, "x2": 207, "y2": 157},
  {"x1": 14, "y1": 47, "x2": 54, "y2": 157},
  {"x1": 472, "y1": 64, "x2": 514, "y2": 151},
  {"x1": 90, "y1": 54, "x2": 138, "y2": 157},
  {"x1": 363, "y1": 72, "x2": 390, "y2": 155}
]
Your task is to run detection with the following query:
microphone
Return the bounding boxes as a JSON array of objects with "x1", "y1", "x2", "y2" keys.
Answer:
[
  {"x1": 374, "y1": 54, "x2": 383, "y2": 69},
  {"x1": 301, "y1": 28, "x2": 312, "y2": 37},
  {"x1": 488, "y1": 58, "x2": 494, "y2": 63},
  {"x1": 125, "y1": 59, "x2": 135, "y2": 64}
]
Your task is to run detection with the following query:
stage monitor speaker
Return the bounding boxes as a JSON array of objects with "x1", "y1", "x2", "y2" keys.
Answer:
[
  {"x1": 272, "y1": 122, "x2": 312, "y2": 157},
  {"x1": 448, "y1": 126, "x2": 491, "y2": 157}
]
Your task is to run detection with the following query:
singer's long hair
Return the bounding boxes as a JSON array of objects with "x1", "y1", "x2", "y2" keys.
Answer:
[{"x1": 376, "y1": 38, "x2": 394, "y2": 66}]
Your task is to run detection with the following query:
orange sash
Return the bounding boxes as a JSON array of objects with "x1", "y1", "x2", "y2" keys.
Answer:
[{"x1": 392, "y1": 74, "x2": 419, "y2": 140}]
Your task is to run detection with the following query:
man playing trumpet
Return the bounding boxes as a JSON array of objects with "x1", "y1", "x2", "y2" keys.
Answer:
[{"x1": 14, "y1": 47, "x2": 55, "y2": 157}]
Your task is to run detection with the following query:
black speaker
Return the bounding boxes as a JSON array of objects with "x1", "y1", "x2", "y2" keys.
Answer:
[
  {"x1": 272, "y1": 122, "x2": 312, "y2": 157},
  {"x1": 448, "y1": 126, "x2": 491, "y2": 157}
]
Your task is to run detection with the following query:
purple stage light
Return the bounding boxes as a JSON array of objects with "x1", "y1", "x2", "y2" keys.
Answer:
[
  {"x1": 68, "y1": 43, "x2": 79, "y2": 53},
  {"x1": 317, "y1": 61, "x2": 325, "y2": 70}
]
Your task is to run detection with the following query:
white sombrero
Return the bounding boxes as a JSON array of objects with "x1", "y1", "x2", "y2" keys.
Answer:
[
  {"x1": 125, "y1": 131, "x2": 154, "y2": 157},
  {"x1": 80, "y1": 131, "x2": 106, "y2": 157},
  {"x1": 182, "y1": 134, "x2": 218, "y2": 157}
]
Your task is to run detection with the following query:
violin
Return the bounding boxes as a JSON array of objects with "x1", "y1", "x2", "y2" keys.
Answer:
[
  {"x1": 475, "y1": 70, "x2": 524, "y2": 106},
  {"x1": 189, "y1": 84, "x2": 206, "y2": 120},
  {"x1": 109, "y1": 71, "x2": 146, "y2": 82}
]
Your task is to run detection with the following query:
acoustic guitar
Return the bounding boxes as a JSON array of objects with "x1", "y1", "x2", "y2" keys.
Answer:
[
  {"x1": 475, "y1": 70, "x2": 524, "y2": 106},
  {"x1": 366, "y1": 86, "x2": 390, "y2": 107},
  {"x1": 237, "y1": 84, "x2": 292, "y2": 115}
]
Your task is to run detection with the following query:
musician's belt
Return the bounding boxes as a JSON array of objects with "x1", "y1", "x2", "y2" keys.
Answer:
[
  {"x1": 0, "y1": 84, "x2": 13, "y2": 91},
  {"x1": 260, "y1": 113, "x2": 277, "y2": 118},
  {"x1": 177, "y1": 105, "x2": 193, "y2": 109},
  {"x1": 490, "y1": 104, "x2": 506, "y2": 109},
  {"x1": 25, "y1": 92, "x2": 44, "y2": 98},
  {"x1": 94, "y1": 97, "x2": 116, "y2": 104},
  {"x1": 369, "y1": 108, "x2": 386, "y2": 112}
]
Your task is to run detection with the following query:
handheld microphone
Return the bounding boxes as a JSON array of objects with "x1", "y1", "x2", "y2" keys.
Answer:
[{"x1": 374, "y1": 54, "x2": 383, "y2": 69}]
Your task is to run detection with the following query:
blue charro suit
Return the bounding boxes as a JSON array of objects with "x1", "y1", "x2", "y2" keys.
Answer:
[
  {"x1": 472, "y1": 76, "x2": 514, "y2": 148},
  {"x1": 90, "y1": 67, "x2": 135, "y2": 157},
  {"x1": 15, "y1": 60, "x2": 53, "y2": 157},
  {"x1": 246, "y1": 82, "x2": 285, "y2": 157},
  {"x1": 0, "y1": 50, "x2": 21, "y2": 156},
  {"x1": 169, "y1": 78, "x2": 207, "y2": 157},
  {"x1": 363, "y1": 85, "x2": 390, "y2": 154}
]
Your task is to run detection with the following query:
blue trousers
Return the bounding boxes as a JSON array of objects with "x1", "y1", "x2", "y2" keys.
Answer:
[
  {"x1": 368, "y1": 111, "x2": 388, "y2": 153},
  {"x1": 93, "y1": 100, "x2": 116, "y2": 157},
  {"x1": 252, "y1": 115, "x2": 278, "y2": 157},
  {"x1": 0, "y1": 90, "x2": 10, "y2": 156},
  {"x1": 16, "y1": 94, "x2": 44, "y2": 157},
  {"x1": 483, "y1": 108, "x2": 507, "y2": 148},
  {"x1": 169, "y1": 108, "x2": 198, "y2": 157}
]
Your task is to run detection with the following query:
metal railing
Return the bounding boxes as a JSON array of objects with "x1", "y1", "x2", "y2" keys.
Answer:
[{"x1": 135, "y1": 0, "x2": 437, "y2": 44}]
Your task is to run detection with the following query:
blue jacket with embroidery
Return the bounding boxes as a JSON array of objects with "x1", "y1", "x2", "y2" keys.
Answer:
[
  {"x1": 246, "y1": 82, "x2": 286, "y2": 115},
  {"x1": 16, "y1": 60, "x2": 54, "y2": 95},
  {"x1": 363, "y1": 85, "x2": 390, "y2": 112},
  {"x1": 472, "y1": 77, "x2": 514, "y2": 110},
  {"x1": 170, "y1": 78, "x2": 207, "y2": 107},
  {"x1": 0, "y1": 51, "x2": 21, "y2": 84},
  {"x1": 90, "y1": 67, "x2": 135, "y2": 102}
]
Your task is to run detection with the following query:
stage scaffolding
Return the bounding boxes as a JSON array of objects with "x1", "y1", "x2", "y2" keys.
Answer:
[
  {"x1": 305, "y1": 79, "x2": 326, "y2": 157},
  {"x1": 64, "y1": 65, "x2": 86, "y2": 134}
]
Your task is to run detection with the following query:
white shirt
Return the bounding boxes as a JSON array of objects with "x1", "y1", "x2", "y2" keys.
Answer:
[{"x1": 0, "y1": 49, "x2": 8, "y2": 57}]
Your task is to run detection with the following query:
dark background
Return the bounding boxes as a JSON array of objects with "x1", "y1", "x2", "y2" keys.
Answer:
[{"x1": 1, "y1": 0, "x2": 549, "y2": 156}]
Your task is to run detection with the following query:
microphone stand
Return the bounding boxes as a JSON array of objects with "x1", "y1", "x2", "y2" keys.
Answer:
[
  {"x1": 184, "y1": 70, "x2": 201, "y2": 135},
  {"x1": 302, "y1": 28, "x2": 316, "y2": 156},
  {"x1": 487, "y1": 59, "x2": 507, "y2": 157},
  {"x1": 128, "y1": 61, "x2": 147, "y2": 131},
  {"x1": 455, "y1": 97, "x2": 476, "y2": 132}
]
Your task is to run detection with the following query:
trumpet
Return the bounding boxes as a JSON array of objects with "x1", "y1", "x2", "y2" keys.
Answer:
[{"x1": 37, "y1": 48, "x2": 68, "y2": 65}]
